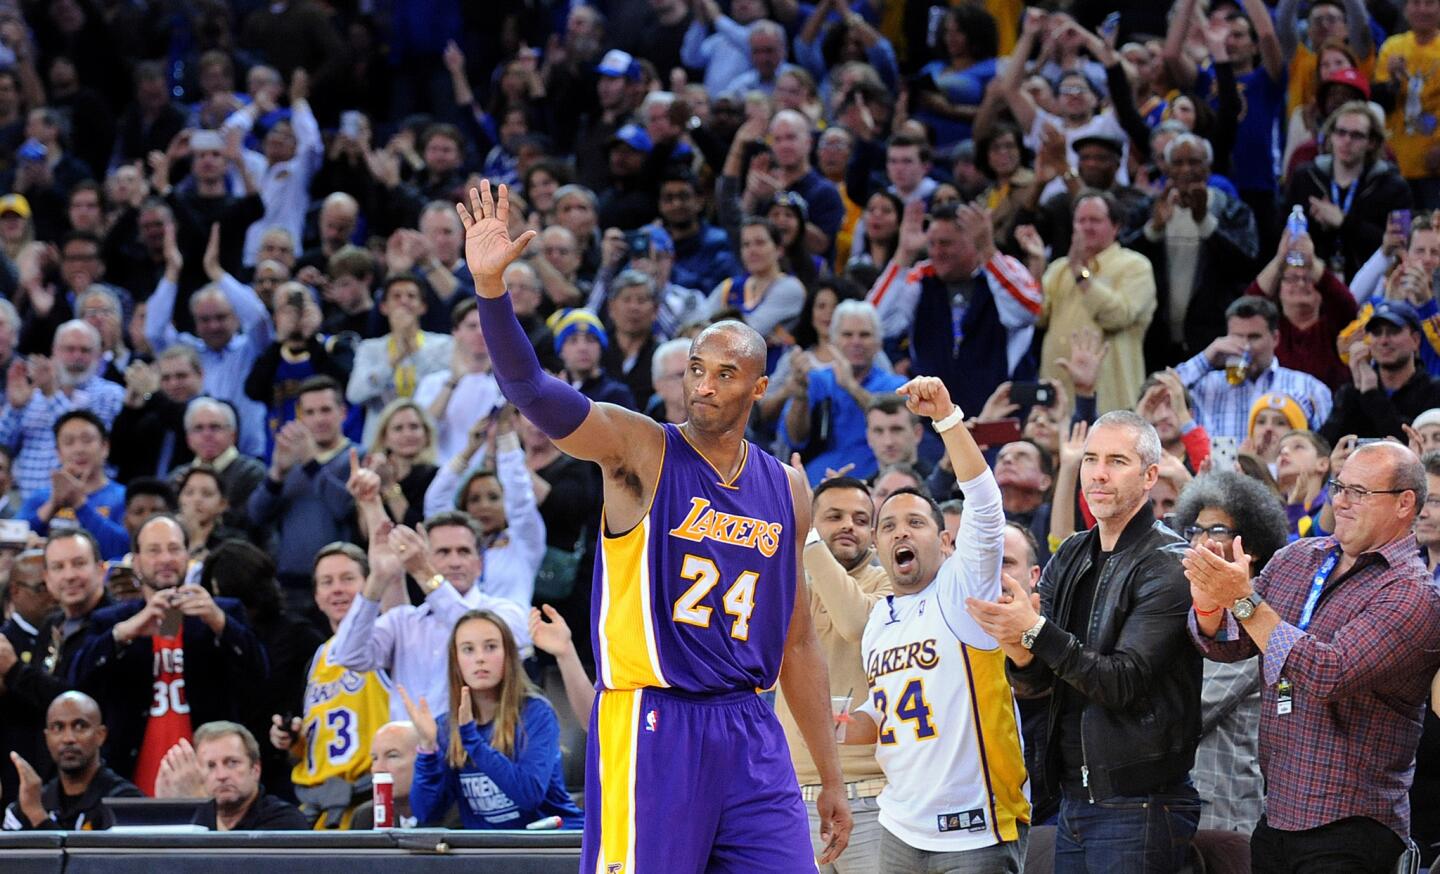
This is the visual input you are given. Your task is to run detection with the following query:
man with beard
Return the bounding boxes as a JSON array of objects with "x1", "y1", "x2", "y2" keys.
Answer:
[
  {"x1": 2, "y1": 692, "x2": 141, "y2": 830},
  {"x1": 777, "y1": 473, "x2": 891, "y2": 873},
  {"x1": 19, "y1": 411, "x2": 128, "y2": 558},
  {"x1": 0, "y1": 320, "x2": 124, "y2": 498},
  {"x1": 155, "y1": 721, "x2": 306, "y2": 830},
  {"x1": 72, "y1": 515, "x2": 265, "y2": 793}
]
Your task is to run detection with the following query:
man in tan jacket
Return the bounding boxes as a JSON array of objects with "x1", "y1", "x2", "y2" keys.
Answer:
[{"x1": 777, "y1": 474, "x2": 892, "y2": 873}]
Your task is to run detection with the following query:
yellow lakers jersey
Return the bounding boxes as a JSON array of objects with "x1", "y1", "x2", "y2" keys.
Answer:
[{"x1": 292, "y1": 640, "x2": 392, "y2": 788}]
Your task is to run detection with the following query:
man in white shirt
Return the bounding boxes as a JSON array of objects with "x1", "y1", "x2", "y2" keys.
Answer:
[
  {"x1": 330, "y1": 508, "x2": 529, "y2": 722},
  {"x1": 844, "y1": 376, "x2": 1030, "y2": 870}
]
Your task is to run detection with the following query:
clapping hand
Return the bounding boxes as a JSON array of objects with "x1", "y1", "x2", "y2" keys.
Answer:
[
  {"x1": 398, "y1": 685, "x2": 439, "y2": 750},
  {"x1": 1182, "y1": 535, "x2": 1254, "y2": 607},
  {"x1": 154, "y1": 738, "x2": 206, "y2": 798},
  {"x1": 8, "y1": 752, "x2": 46, "y2": 827}
]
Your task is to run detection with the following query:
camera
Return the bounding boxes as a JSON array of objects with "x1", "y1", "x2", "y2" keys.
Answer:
[
  {"x1": 625, "y1": 229, "x2": 652, "y2": 259},
  {"x1": 287, "y1": 289, "x2": 306, "y2": 310}
]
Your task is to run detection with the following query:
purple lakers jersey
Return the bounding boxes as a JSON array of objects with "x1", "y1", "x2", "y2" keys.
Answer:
[{"x1": 590, "y1": 423, "x2": 798, "y2": 693}]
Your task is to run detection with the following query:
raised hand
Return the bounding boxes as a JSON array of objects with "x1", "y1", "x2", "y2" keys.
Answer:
[
  {"x1": 457, "y1": 181, "x2": 538, "y2": 295},
  {"x1": 1058, "y1": 419, "x2": 1088, "y2": 469},
  {"x1": 347, "y1": 447, "x2": 382, "y2": 504},
  {"x1": 398, "y1": 685, "x2": 438, "y2": 750},
  {"x1": 897, "y1": 375, "x2": 955, "y2": 420},
  {"x1": 975, "y1": 381, "x2": 1018, "y2": 422},
  {"x1": 201, "y1": 223, "x2": 223, "y2": 281},
  {"x1": 1055, "y1": 327, "x2": 1108, "y2": 397},
  {"x1": 1154, "y1": 369, "x2": 1192, "y2": 424},
  {"x1": 896, "y1": 198, "x2": 927, "y2": 259},
  {"x1": 6, "y1": 359, "x2": 32, "y2": 409},
  {"x1": 529, "y1": 604, "x2": 575, "y2": 657},
  {"x1": 1014, "y1": 224, "x2": 1046, "y2": 260},
  {"x1": 388, "y1": 524, "x2": 434, "y2": 580}
]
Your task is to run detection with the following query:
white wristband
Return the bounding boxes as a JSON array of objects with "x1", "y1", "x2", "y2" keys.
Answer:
[{"x1": 931, "y1": 405, "x2": 966, "y2": 434}]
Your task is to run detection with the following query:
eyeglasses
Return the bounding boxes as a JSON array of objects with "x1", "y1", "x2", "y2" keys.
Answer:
[
  {"x1": 1328, "y1": 478, "x2": 1410, "y2": 501},
  {"x1": 1331, "y1": 127, "x2": 1371, "y2": 141},
  {"x1": 9, "y1": 579, "x2": 47, "y2": 595},
  {"x1": 1059, "y1": 85, "x2": 1089, "y2": 96},
  {"x1": 1184, "y1": 524, "x2": 1239, "y2": 541}
]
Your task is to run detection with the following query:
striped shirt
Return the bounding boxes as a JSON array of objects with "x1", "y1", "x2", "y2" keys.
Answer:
[
  {"x1": 1174, "y1": 353, "x2": 1333, "y2": 441},
  {"x1": 1190, "y1": 534, "x2": 1440, "y2": 838}
]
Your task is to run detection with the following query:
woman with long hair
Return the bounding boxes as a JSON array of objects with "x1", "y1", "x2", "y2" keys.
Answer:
[
  {"x1": 401, "y1": 610, "x2": 582, "y2": 829},
  {"x1": 766, "y1": 191, "x2": 824, "y2": 289},
  {"x1": 975, "y1": 122, "x2": 1036, "y2": 251},
  {"x1": 845, "y1": 190, "x2": 903, "y2": 276},
  {"x1": 367, "y1": 398, "x2": 439, "y2": 528},
  {"x1": 423, "y1": 406, "x2": 546, "y2": 609},
  {"x1": 912, "y1": 4, "x2": 1000, "y2": 150}
]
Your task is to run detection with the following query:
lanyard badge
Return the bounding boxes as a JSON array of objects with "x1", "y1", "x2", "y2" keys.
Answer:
[{"x1": 1276, "y1": 549, "x2": 1340, "y2": 716}]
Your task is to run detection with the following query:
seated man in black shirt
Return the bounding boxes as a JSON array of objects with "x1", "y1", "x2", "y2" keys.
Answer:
[
  {"x1": 155, "y1": 721, "x2": 307, "y2": 831},
  {"x1": 3, "y1": 691, "x2": 141, "y2": 830}
]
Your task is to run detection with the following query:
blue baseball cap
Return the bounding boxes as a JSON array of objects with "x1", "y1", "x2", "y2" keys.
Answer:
[
  {"x1": 609, "y1": 123, "x2": 652, "y2": 154},
  {"x1": 1368, "y1": 300, "x2": 1421, "y2": 332},
  {"x1": 596, "y1": 49, "x2": 640, "y2": 80}
]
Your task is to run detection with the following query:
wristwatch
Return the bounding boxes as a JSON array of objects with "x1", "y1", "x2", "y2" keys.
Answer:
[
  {"x1": 1231, "y1": 592, "x2": 1263, "y2": 621},
  {"x1": 422, "y1": 573, "x2": 446, "y2": 595},
  {"x1": 1020, "y1": 616, "x2": 1046, "y2": 650},
  {"x1": 1074, "y1": 266, "x2": 1091, "y2": 284}
]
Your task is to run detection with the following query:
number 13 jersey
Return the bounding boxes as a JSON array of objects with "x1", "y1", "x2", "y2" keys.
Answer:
[{"x1": 591, "y1": 423, "x2": 798, "y2": 694}]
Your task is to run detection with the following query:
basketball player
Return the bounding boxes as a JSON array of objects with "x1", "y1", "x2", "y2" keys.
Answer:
[
  {"x1": 460, "y1": 181, "x2": 851, "y2": 872},
  {"x1": 846, "y1": 376, "x2": 1031, "y2": 870}
]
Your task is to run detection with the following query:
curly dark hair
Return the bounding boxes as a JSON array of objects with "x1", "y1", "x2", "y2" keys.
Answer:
[{"x1": 1172, "y1": 471, "x2": 1290, "y2": 574}]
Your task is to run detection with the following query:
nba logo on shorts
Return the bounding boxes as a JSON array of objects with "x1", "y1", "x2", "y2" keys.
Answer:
[
  {"x1": 607, "y1": 864, "x2": 624, "y2": 873},
  {"x1": 644, "y1": 709, "x2": 659, "y2": 733}
]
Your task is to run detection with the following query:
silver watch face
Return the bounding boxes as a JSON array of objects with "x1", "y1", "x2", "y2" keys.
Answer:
[{"x1": 1232, "y1": 597, "x2": 1256, "y2": 620}]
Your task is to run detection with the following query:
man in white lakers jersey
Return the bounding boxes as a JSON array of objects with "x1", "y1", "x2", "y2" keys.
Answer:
[{"x1": 845, "y1": 376, "x2": 1030, "y2": 871}]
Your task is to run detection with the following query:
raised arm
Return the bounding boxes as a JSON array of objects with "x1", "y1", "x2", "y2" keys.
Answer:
[
  {"x1": 1343, "y1": 0, "x2": 1373, "y2": 57},
  {"x1": 1274, "y1": 0, "x2": 1302, "y2": 58},
  {"x1": 997, "y1": 10, "x2": 1046, "y2": 133},
  {"x1": 1163, "y1": 0, "x2": 1203, "y2": 89},
  {"x1": 461, "y1": 182, "x2": 664, "y2": 490},
  {"x1": 1241, "y1": 0, "x2": 1285, "y2": 82}
]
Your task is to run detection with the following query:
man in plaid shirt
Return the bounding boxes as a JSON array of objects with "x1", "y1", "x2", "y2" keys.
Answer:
[
  {"x1": 1174, "y1": 296, "x2": 1332, "y2": 441},
  {"x1": 1186, "y1": 441, "x2": 1440, "y2": 873},
  {"x1": 0, "y1": 321, "x2": 124, "y2": 499}
]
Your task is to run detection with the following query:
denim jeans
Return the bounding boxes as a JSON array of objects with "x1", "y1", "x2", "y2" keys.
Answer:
[{"x1": 1054, "y1": 785, "x2": 1201, "y2": 873}]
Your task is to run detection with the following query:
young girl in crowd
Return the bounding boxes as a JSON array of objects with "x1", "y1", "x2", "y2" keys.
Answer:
[{"x1": 402, "y1": 610, "x2": 581, "y2": 830}]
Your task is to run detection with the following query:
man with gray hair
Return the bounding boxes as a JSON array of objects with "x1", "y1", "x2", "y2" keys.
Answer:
[
  {"x1": 1123, "y1": 131, "x2": 1260, "y2": 367},
  {"x1": 783, "y1": 300, "x2": 905, "y2": 484},
  {"x1": 1187, "y1": 441, "x2": 1440, "y2": 872},
  {"x1": 0, "y1": 320, "x2": 124, "y2": 497},
  {"x1": 968, "y1": 410, "x2": 1203, "y2": 872},
  {"x1": 170, "y1": 397, "x2": 267, "y2": 535},
  {"x1": 147, "y1": 223, "x2": 272, "y2": 457}
]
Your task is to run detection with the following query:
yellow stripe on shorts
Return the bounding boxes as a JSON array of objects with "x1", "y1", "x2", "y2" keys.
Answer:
[{"x1": 596, "y1": 689, "x2": 643, "y2": 874}]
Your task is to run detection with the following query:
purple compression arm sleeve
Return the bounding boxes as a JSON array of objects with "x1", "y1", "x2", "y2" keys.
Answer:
[{"x1": 476, "y1": 293, "x2": 591, "y2": 439}]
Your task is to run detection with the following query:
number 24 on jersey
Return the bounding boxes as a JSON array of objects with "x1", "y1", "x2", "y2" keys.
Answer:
[{"x1": 671, "y1": 554, "x2": 758, "y2": 640}]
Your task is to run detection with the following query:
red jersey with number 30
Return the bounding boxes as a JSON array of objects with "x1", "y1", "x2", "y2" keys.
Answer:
[{"x1": 132, "y1": 630, "x2": 193, "y2": 795}]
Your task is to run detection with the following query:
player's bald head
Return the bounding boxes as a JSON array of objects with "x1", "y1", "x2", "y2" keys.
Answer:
[
  {"x1": 690, "y1": 320, "x2": 767, "y2": 378},
  {"x1": 47, "y1": 690, "x2": 102, "y2": 724}
]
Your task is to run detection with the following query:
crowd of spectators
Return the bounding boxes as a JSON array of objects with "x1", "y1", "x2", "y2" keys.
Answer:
[{"x1": 0, "y1": 0, "x2": 1437, "y2": 870}]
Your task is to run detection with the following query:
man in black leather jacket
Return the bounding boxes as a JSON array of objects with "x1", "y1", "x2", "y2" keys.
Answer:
[{"x1": 968, "y1": 410, "x2": 1202, "y2": 872}]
